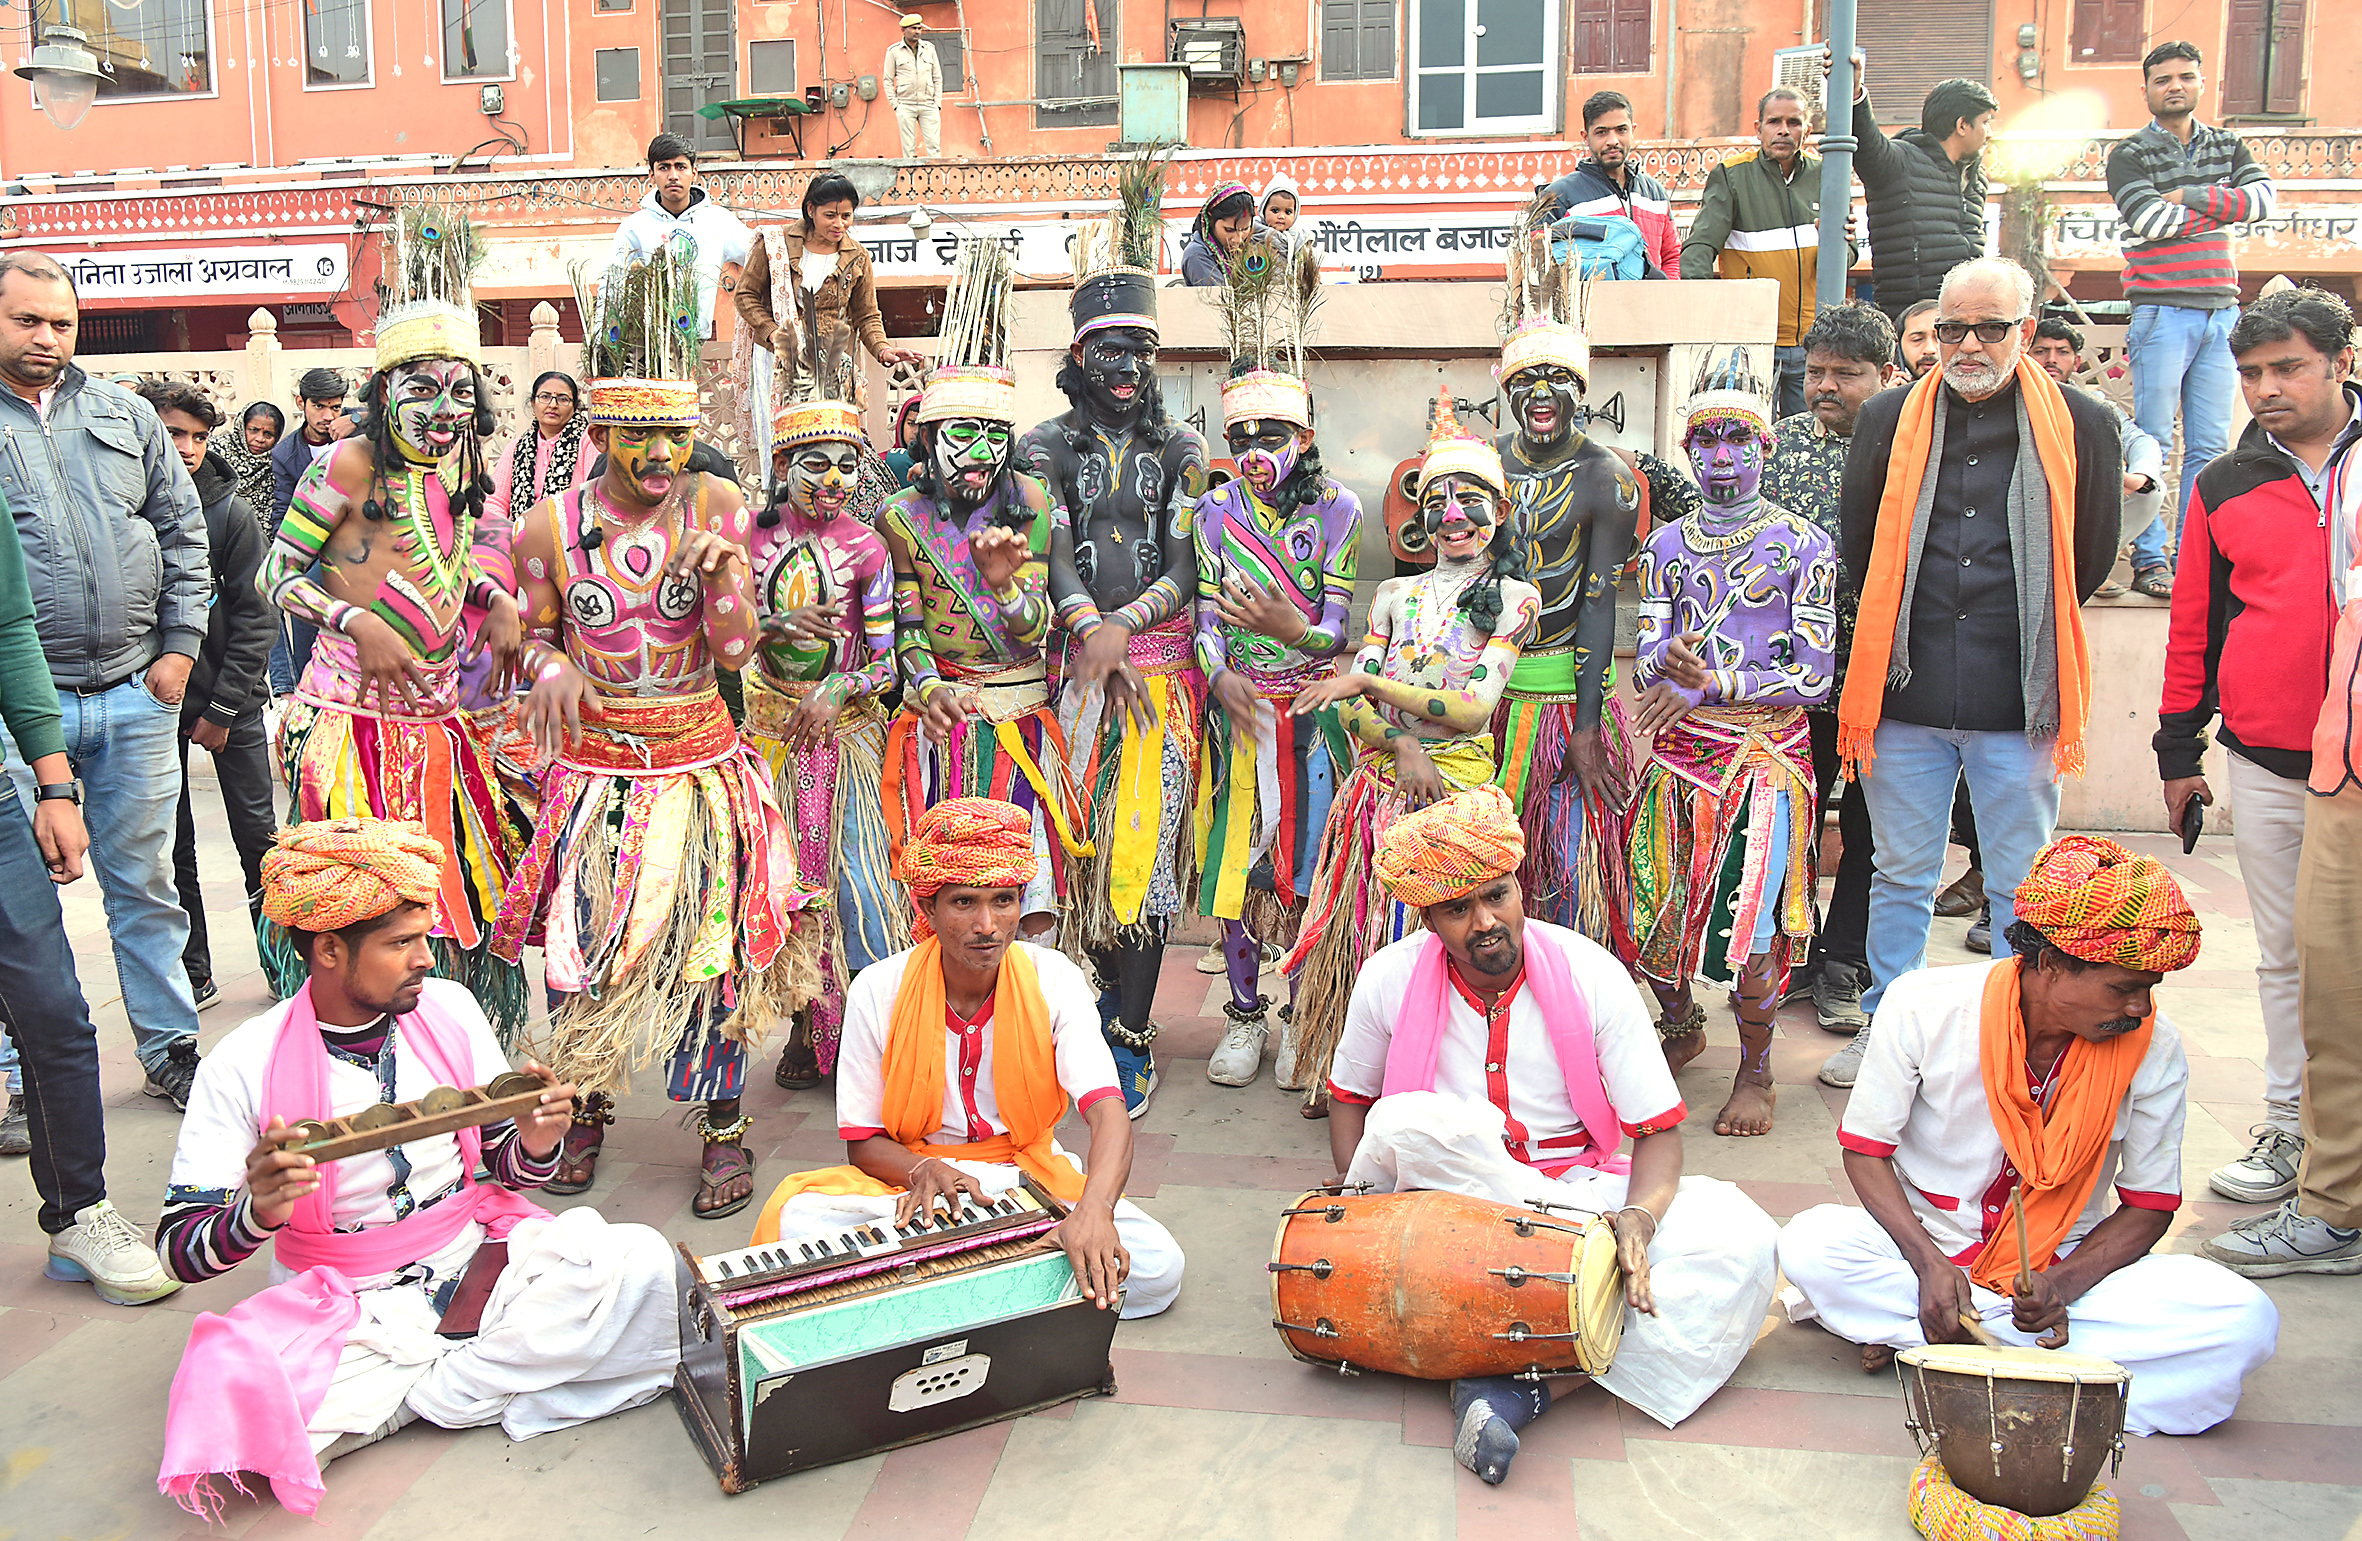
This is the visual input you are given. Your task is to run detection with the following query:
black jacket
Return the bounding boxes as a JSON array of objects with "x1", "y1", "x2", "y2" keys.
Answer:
[
  {"x1": 186, "y1": 450, "x2": 274, "y2": 730},
  {"x1": 1851, "y1": 93, "x2": 1988, "y2": 316}
]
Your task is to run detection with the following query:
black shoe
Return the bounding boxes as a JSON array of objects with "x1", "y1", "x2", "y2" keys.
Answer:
[
  {"x1": 191, "y1": 978, "x2": 221, "y2": 1012},
  {"x1": 142, "y1": 1039, "x2": 201, "y2": 1112},
  {"x1": 1781, "y1": 960, "x2": 1819, "y2": 1006},
  {"x1": 1964, "y1": 903, "x2": 1992, "y2": 956},
  {"x1": 0, "y1": 1092, "x2": 27, "y2": 1157},
  {"x1": 1813, "y1": 961, "x2": 1869, "y2": 1033}
]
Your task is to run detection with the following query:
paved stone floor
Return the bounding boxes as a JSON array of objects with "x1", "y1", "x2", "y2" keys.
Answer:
[{"x1": 4, "y1": 771, "x2": 2358, "y2": 1540}]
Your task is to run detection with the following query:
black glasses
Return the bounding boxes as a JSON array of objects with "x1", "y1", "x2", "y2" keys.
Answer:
[
  {"x1": 533, "y1": 392, "x2": 576, "y2": 406},
  {"x1": 1933, "y1": 319, "x2": 2025, "y2": 345}
]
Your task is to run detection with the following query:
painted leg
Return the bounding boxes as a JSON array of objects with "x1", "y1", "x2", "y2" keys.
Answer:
[
  {"x1": 696, "y1": 1096, "x2": 756, "y2": 1220},
  {"x1": 1715, "y1": 950, "x2": 1781, "y2": 1137},
  {"x1": 548, "y1": 1090, "x2": 611, "y2": 1196},
  {"x1": 775, "y1": 1005, "x2": 822, "y2": 1090},
  {"x1": 1450, "y1": 1376, "x2": 1553, "y2": 1486},
  {"x1": 1220, "y1": 918, "x2": 1264, "y2": 1014},
  {"x1": 1096, "y1": 930, "x2": 1164, "y2": 1117},
  {"x1": 1649, "y1": 976, "x2": 1706, "y2": 1076}
]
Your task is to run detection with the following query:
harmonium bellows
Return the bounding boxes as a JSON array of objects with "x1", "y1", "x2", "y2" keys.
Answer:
[{"x1": 672, "y1": 1173, "x2": 1122, "y2": 1493}]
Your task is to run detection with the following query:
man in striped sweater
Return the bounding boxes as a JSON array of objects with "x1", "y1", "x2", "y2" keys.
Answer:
[{"x1": 2106, "y1": 40, "x2": 2277, "y2": 598}]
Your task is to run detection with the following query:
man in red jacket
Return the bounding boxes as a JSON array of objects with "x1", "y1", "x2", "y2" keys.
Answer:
[
  {"x1": 2158, "y1": 288, "x2": 2358, "y2": 1224},
  {"x1": 1539, "y1": 92, "x2": 1681, "y2": 280}
]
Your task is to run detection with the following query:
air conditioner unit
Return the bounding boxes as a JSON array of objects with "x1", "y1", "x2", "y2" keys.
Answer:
[
  {"x1": 1168, "y1": 18, "x2": 1245, "y2": 90},
  {"x1": 1770, "y1": 44, "x2": 1848, "y2": 124}
]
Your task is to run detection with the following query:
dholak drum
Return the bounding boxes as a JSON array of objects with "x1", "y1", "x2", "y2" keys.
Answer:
[
  {"x1": 1267, "y1": 1188, "x2": 1625, "y2": 1380},
  {"x1": 1897, "y1": 1344, "x2": 2130, "y2": 1518}
]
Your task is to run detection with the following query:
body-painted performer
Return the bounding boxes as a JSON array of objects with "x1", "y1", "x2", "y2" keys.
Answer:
[
  {"x1": 1280, "y1": 405, "x2": 1539, "y2": 1115},
  {"x1": 746, "y1": 378, "x2": 906, "y2": 1089},
  {"x1": 1626, "y1": 352, "x2": 1836, "y2": 1137},
  {"x1": 260, "y1": 208, "x2": 528, "y2": 1033},
  {"x1": 748, "y1": 798, "x2": 1185, "y2": 1318},
  {"x1": 1489, "y1": 223, "x2": 1649, "y2": 952},
  {"x1": 1026, "y1": 169, "x2": 1210, "y2": 1114},
  {"x1": 1190, "y1": 238, "x2": 1364, "y2": 1091},
  {"x1": 881, "y1": 239, "x2": 1090, "y2": 931},
  {"x1": 155, "y1": 820, "x2": 674, "y2": 1519},
  {"x1": 495, "y1": 249, "x2": 821, "y2": 1219},
  {"x1": 1328, "y1": 788, "x2": 1780, "y2": 1475}
]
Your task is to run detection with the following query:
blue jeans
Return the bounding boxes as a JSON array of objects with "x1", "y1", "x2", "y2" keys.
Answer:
[
  {"x1": 267, "y1": 614, "x2": 319, "y2": 697},
  {"x1": 1857, "y1": 721, "x2": 2062, "y2": 1014},
  {"x1": 2126, "y1": 303, "x2": 2238, "y2": 574},
  {"x1": 1774, "y1": 344, "x2": 1807, "y2": 423},
  {"x1": 0, "y1": 675, "x2": 201, "y2": 1079}
]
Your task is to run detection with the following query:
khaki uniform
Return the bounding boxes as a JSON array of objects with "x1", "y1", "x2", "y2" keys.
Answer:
[{"x1": 884, "y1": 40, "x2": 943, "y2": 158}]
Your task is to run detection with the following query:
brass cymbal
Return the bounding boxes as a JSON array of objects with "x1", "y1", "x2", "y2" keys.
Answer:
[
  {"x1": 348, "y1": 1103, "x2": 404, "y2": 1131},
  {"x1": 418, "y1": 1086, "x2": 468, "y2": 1115},
  {"x1": 484, "y1": 1071, "x2": 543, "y2": 1100},
  {"x1": 284, "y1": 1119, "x2": 335, "y2": 1147}
]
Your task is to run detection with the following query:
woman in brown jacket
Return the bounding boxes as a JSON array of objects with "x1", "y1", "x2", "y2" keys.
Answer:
[{"x1": 735, "y1": 171, "x2": 924, "y2": 404}]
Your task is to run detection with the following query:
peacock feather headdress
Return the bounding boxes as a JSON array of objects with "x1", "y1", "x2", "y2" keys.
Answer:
[
  {"x1": 375, "y1": 203, "x2": 484, "y2": 372},
  {"x1": 1069, "y1": 149, "x2": 1171, "y2": 342},
  {"x1": 1497, "y1": 194, "x2": 1595, "y2": 390},
  {"x1": 917, "y1": 237, "x2": 1018, "y2": 426},
  {"x1": 574, "y1": 245, "x2": 703, "y2": 427},
  {"x1": 1216, "y1": 235, "x2": 1322, "y2": 429}
]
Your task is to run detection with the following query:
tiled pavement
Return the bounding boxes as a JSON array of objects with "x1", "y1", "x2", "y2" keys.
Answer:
[{"x1": 4, "y1": 776, "x2": 2358, "y2": 1540}]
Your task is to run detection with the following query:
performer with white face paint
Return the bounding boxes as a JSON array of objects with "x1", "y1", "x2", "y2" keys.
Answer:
[{"x1": 260, "y1": 207, "x2": 529, "y2": 1037}]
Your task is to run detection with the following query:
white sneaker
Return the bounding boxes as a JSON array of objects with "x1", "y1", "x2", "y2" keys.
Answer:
[
  {"x1": 1820, "y1": 1024, "x2": 1873, "y2": 1089},
  {"x1": 46, "y1": 1200, "x2": 182, "y2": 1306},
  {"x1": 2200, "y1": 1197, "x2": 2362, "y2": 1278},
  {"x1": 1207, "y1": 1016, "x2": 1268, "y2": 1087},
  {"x1": 2210, "y1": 1125, "x2": 2305, "y2": 1204},
  {"x1": 1273, "y1": 1008, "x2": 1304, "y2": 1091},
  {"x1": 1195, "y1": 945, "x2": 1226, "y2": 975}
]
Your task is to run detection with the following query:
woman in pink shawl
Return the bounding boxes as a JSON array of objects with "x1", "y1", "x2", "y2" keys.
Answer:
[{"x1": 1320, "y1": 785, "x2": 1778, "y2": 1482}]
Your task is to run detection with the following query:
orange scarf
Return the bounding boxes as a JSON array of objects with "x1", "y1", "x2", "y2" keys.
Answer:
[
  {"x1": 1969, "y1": 959, "x2": 2151, "y2": 1292},
  {"x1": 1836, "y1": 355, "x2": 2089, "y2": 781},
  {"x1": 750, "y1": 940, "x2": 1082, "y2": 1244}
]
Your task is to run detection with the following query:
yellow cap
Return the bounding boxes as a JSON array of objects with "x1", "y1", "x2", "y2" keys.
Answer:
[{"x1": 899, "y1": 12, "x2": 924, "y2": 25}]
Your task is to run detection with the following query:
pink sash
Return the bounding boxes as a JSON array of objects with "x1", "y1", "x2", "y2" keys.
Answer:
[
  {"x1": 159, "y1": 985, "x2": 548, "y2": 1519},
  {"x1": 1380, "y1": 927, "x2": 1631, "y2": 1175}
]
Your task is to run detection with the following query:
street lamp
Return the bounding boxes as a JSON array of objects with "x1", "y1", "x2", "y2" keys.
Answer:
[{"x1": 16, "y1": 21, "x2": 106, "y2": 133}]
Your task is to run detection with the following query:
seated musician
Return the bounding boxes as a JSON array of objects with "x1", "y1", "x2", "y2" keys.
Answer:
[
  {"x1": 152, "y1": 819, "x2": 678, "y2": 1519},
  {"x1": 748, "y1": 797, "x2": 1183, "y2": 1317},
  {"x1": 1327, "y1": 785, "x2": 1779, "y2": 1483},
  {"x1": 1780, "y1": 836, "x2": 2279, "y2": 1436}
]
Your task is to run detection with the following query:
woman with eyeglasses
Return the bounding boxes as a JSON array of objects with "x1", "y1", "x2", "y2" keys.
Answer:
[{"x1": 485, "y1": 371, "x2": 592, "y2": 529}]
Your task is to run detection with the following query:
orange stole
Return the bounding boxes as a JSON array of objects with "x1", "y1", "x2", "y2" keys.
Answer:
[
  {"x1": 1967, "y1": 961, "x2": 2153, "y2": 1292},
  {"x1": 750, "y1": 941, "x2": 1085, "y2": 1244}
]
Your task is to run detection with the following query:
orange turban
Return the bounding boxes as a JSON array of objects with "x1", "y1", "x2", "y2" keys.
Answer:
[
  {"x1": 2015, "y1": 835, "x2": 2201, "y2": 974},
  {"x1": 1375, "y1": 784, "x2": 1527, "y2": 907},
  {"x1": 896, "y1": 797, "x2": 1040, "y2": 938},
  {"x1": 260, "y1": 818, "x2": 446, "y2": 933}
]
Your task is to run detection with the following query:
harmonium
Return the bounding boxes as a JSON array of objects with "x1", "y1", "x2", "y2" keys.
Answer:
[{"x1": 672, "y1": 1174, "x2": 1122, "y2": 1492}]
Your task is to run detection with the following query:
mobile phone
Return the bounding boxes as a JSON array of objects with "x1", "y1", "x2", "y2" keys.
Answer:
[{"x1": 2179, "y1": 796, "x2": 2204, "y2": 854}]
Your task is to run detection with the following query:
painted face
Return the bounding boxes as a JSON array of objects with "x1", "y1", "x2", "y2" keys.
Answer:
[
  {"x1": 386, "y1": 359, "x2": 477, "y2": 465},
  {"x1": 1504, "y1": 363, "x2": 1581, "y2": 444},
  {"x1": 603, "y1": 421, "x2": 696, "y2": 506},
  {"x1": 931, "y1": 417, "x2": 1012, "y2": 508},
  {"x1": 1225, "y1": 418, "x2": 1306, "y2": 496},
  {"x1": 1073, "y1": 327, "x2": 1156, "y2": 423},
  {"x1": 1684, "y1": 417, "x2": 1767, "y2": 506},
  {"x1": 779, "y1": 438, "x2": 861, "y2": 522},
  {"x1": 1420, "y1": 472, "x2": 1498, "y2": 562}
]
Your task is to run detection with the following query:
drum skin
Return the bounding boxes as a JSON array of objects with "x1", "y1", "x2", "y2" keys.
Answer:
[
  {"x1": 1899, "y1": 1346, "x2": 2130, "y2": 1519},
  {"x1": 1268, "y1": 1189, "x2": 1624, "y2": 1381}
]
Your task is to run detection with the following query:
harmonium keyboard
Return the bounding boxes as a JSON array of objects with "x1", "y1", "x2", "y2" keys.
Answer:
[{"x1": 672, "y1": 1174, "x2": 1123, "y2": 1492}]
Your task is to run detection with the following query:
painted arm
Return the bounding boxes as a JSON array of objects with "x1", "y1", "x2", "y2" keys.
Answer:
[
  {"x1": 990, "y1": 483, "x2": 1055, "y2": 647},
  {"x1": 1572, "y1": 460, "x2": 1643, "y2": 730},
  {"x1": 513, "y1": 499, "x2": 569, "y2": 680},
  {"x1": 813, "y1": 550, "x2": 900, "y2": 709},
  {"x1": 697, "y1": 482, "x2": 761, "y2": 676},
  {"x1": 1357, "y1": 595, "x2": 1536, "y2": 733},
  {"x1": 468, "y1": 495, "x2": 519, "y2": 610},
  {"x1": 1026, "y1": 429, "x2": 1102, "y2": 635},
  {"x1": 257, "y1": 443, "x2": 365, "y2": 635},
  {"x1": 1331, "y1": 615, "x2": 1398, "y2": 755},
  {"x1": 1631, "y1": 540, "x2": 1707, "y2": 708},
  {"x1": 886, "y1": 516, "x2": 949, "y2": 702},
  {"x1": 1110, "y1": 433, "x2": 1209, "y2": 634},
  {"x1": 1697, "y1": 538, "x2": 1838, "y2": 708},
  {"x1": 1192, "y1": 487, "x2": 1232, "y2": 679},
  {"x1": 1304, "y1": 484, "x2": 1364, "y2": 658}
]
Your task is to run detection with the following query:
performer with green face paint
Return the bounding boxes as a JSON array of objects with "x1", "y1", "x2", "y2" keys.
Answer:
[{"x1": 259, "y1": 207, "x2": 529, "y2": 1036}]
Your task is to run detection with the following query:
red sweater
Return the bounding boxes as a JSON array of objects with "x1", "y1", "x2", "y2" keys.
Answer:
[{"x1": 2155, "y1": 417, "x2": 2338, "y2": 782}]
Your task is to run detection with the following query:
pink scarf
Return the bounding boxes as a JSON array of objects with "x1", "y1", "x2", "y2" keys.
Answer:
[
  {"x1": 1381, "y1": 926, "x2": 1631, "y2": 1175},
  {"x1": 158, "y1": 984, "x2": 547, "y2": 1519}
]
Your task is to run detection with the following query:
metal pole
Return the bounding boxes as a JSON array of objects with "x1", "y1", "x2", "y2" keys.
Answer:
[{"x1": 1816, "y1": 0, "x2": 1859, "y2": 311}]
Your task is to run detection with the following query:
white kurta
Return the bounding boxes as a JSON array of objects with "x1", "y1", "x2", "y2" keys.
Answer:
[
  {"x1": 1332, "y1": 923, "x2": 1780, "y2": 1430},
  {"x1": 169, "y1": 986, "x2": 679, "y2": 1455},
  {"x1": 773, "y1": 943, "x2": 1185, "y2": 1320},
  {"x1": 1777, "y1": 961, "x2": 2279, "y2": 1436}
]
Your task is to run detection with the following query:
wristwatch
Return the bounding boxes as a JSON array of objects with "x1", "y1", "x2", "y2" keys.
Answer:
[{"x1": 35, "y1": 782, "x2": 81, "y2": 806}]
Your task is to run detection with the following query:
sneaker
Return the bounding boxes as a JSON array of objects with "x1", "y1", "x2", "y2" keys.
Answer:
[
  {"x1": 1814, "y1": 961, "x2": 1870, "y2": 1033},
  {"x1": 0, "y1": 1092, "x2": 26, "y2": 1157},
  {"x1": 1112, "y1": 1042, "x2": 1158, "y2": 1119},
  {"x1": 1273, "y1": 1005, "x2": 1304, "y2": 1091},
  {"x1": 2200, "y1": 1198, "x2": 2362, "y2": 1278},
  {"x1": 1780, "y1": 960, "x2": 1819, "y2": 1006},
  {"x1": 1207, "y1": 1008, "x2": 1268, "y2": 1087},
  {"x1": 1195, "y1": 944, "x2": 1226, "y2": 975},
  {"x1": 191, "y1": 978, "x2": 221, "y2": 1012},
  {"x1": 1933, "y1": 868, "x2": 1985, "y2": 918},
  {"x1": 1964, "y1": 903, "x2": 1992, "y2": 955},
  {"x1": 1820, "y1": 1024, "x2": 1872, "y2": 1089},
  {"x1": 2210, "y1": 1125, "x2": 2307, "y2": 1204},
  {"x1": 142, "y1": 1038, "x2": 201, "y2": 1112},
  {"x1": 45, "y1": 1200, "x2": 182, "y2": 1305}
]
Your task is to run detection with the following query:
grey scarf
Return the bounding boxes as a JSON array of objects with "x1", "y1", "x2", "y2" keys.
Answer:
[{"x1": 1883, "y1": 382, "x2": 2062, "y2": 738}]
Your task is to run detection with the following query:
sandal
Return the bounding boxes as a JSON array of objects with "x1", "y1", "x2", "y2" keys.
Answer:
[
  {"x1": 694, "y1": 1140, "x2": 756, "y2": 1220},
  {"x1": 2131, "y1": 566, "x2": 2174, "y2": 600},
  {"x1": 544, "y1": 1096, "x2": 611, "y2": 1196},
  {"x1": 775, "y1": 1038, "x2": 822, "y2": 1091}
]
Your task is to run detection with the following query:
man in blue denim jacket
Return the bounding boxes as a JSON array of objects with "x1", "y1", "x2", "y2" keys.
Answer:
[{"x1": 0, "y1": 251, "x2": 213, "y2": 1111}]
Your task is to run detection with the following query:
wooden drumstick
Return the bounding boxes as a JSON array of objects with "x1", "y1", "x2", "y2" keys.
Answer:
[
  {"x1": 2010, "y1": 1188, "x2": 2036, "y2": 1300},
  {"x1": 1956, "y1": 1311, "x2": 2008, "y2": 1348}
]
